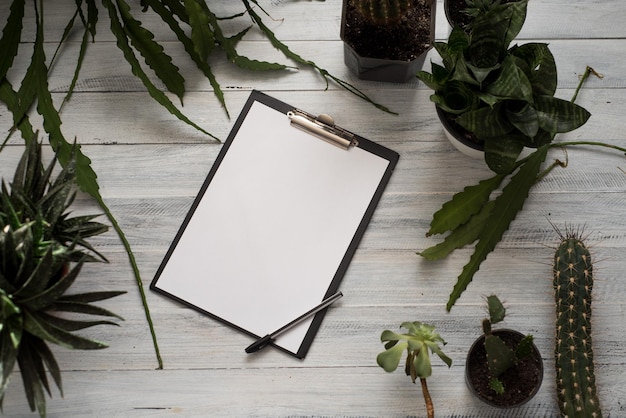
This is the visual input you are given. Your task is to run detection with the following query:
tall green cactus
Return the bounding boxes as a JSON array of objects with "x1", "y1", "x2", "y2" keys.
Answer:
[
  {"x1": 553, "y1": 231, "x2": 602, "y2": 417},
  {"x1": 351, "y1": 0, "x2": 412, "y2": 25}
]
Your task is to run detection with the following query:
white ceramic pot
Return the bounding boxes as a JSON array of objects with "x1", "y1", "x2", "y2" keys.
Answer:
[{"x1": 436, "y1": 106, "x2": 484, "y2": 159}]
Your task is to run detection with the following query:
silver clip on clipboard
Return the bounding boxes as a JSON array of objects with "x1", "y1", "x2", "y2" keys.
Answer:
[{"x1": 288, "y1": 109, "x2": 359, "y2": 150}]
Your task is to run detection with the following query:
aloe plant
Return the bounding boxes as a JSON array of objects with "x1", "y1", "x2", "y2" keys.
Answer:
[
  {"x1": 416, "y1": 0, "x2": 626, "y2": 311},
  {"x1": 0, "y1": 141, "x2": 124, "y2": 417},
  {"x1": 377, "y1": 321, "x2": 452, "y2": 418},
  {"x1": 553, "y1": 228, "x2": 601, "y2": 417}
]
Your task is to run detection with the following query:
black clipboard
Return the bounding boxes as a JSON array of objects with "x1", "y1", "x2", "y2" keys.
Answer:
[{"x1": 150, "y1": 91, "x2": 399, "y2": 358}]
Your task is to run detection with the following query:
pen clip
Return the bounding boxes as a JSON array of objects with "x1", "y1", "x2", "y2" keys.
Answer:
[{"x1": 288, "y1": 109, "x2": 358, "y2": 150}]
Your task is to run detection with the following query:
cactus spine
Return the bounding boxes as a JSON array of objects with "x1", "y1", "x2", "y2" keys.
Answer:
[
  {"x1": 351, "y1": 0, "x2": 412, "y2": 25},
  {"x1": 553, "y1": 231, "x2": 602, "y2": 417}
]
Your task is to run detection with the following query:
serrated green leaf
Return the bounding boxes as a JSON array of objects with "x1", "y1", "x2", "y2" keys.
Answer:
[
  {"x1": 102, "y1": 0, "x2": 219, "y2": 141},
  {"x1": 419, "y1": 200, "x2": 495, "y2": 260},
  {"x1": 183, "y1": 0, "x2": 214, "y2": 61},
  {"x1": 142, "y1": 0, "x2": 229, "y2": 118},
  {"x1": 116, "y1": 0, "x2": 186, "y2": 101},
  {"x1": 427, "y1": 174, "x2": 504, "y2": 236},
  {"x1": 446, "y1": 146, "x2": 549, "y2": 310},
  {"x1": 0, "y1": 0, "x2": 24, "y2": 81}
]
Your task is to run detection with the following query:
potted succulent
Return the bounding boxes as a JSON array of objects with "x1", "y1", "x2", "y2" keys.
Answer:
[
  {"x1": 0, "y1": 141, "x2": 124, "y2": 417},
  {"x1": 376, "y1": 321, "x2": 452, "y2": 418},
  {"x1": 466, "y1": 295, "x2": 543, "y2": 407},
  {"x1": 340, "y1": 0, "x2": 436, "y2": 82}
]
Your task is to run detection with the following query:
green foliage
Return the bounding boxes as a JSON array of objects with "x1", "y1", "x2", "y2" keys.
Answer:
[
  {"x1": 377, "y1": 321, "x2": 451, "y2": 418},
  {"x1": 479, "y1": 295, "x2": 533, "y2": 394},
  {"x1": 377, "y1": 321, "x2": 452, "y2": 381},
  {"x1": 488, "y1": 377, "x2": 505, "y2": 395},
  {"x1": 553, "y1": 228, "x2": 602, "y2": 417},
  {"x1": 0, "y1": 0, "x2": 394, "y2": 370},
  {"x1": 0, "y1": 142, "x2": 124, "y2": 417},
  {"x1": 351, "y1": 0, "x2": 412, "y2": 25},
  {"x1": 417, "y1": 0, "x2": 590, "y2": 174},
  {"x1": 417, "y1": 2, "x2": 626, "y2": 310}
]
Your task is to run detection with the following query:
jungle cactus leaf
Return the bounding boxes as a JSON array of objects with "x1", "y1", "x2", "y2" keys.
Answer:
[
  {"x1": 102, "y1": 0, "x2": 219, "y2": 141},
  {"x1": 419, "y1": 201, "x2": 495, "y2": 260},
  {"x1": 446, "y1": 146, "x2": 549, "y2": 310},
  {"x1": 183, "y1": 0, "x2": 214, "y2": 61},
  {"x1": 427, "y1": 174, "x2": 505, "y2": 236},
  {"x1": 0, "y1": 0, "x2": 24, "y2": 80},
  {"x1": 116, "y1": 0, "x2": 186, "y2": 101}
]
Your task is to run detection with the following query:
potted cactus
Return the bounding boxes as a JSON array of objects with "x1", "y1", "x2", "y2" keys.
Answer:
[
  {"x1": 376, "y1": 321, "x2": 452, "y2": 418},
  {"x1": 0, "y1": 141, "x2": 124, "y2": 417},
  {"x1": 340, "y1": 0, "x2": 436, "y2": 82},
  {"x1": 465, "y1": 295, "x2": 543, "y2": 408},
  {"x1": 553, "y1": 227, "x2": 602, "y2": 416}
]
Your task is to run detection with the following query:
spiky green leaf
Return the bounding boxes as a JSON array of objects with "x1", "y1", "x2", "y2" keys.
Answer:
[
  {"x1": 446, "y1": 146, "x2": 549, "y2": 310},
  {"x1": 427, "y1": 174, "x2": 504, "y2": 236}
]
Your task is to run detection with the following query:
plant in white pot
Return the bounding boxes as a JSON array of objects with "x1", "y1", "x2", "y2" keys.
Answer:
[
  {"x1": 341, "y1": 0, "x2": 436, "y2": 82},
  {"x1": 415, "y1": 0, "x2": 626, "y2": 310}
]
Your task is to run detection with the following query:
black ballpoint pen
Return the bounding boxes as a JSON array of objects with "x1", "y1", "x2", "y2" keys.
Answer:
[{"x1": 245, "y1": 291, "x2": 343, "y2": 354}]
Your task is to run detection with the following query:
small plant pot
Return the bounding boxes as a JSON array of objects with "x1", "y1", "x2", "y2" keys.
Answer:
[
  {"x1": 465, "y1": 329, "x2": 543, "y2": 408},
  {"x1": 340, "y1": 0, "x2": 436, "y2": 83},
  {"x1": 436, "y1": 106, "x2": 484, "y2": 159}
]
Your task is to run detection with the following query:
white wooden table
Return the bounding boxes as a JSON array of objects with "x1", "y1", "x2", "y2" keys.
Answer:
[{"x1": 1, "y1": 0, "x2": 625, "y2": 416}]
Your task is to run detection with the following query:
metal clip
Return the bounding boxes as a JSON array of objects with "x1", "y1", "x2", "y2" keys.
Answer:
[{"x1": 287, "y1": 109, "x2": 358, "y2": 150}]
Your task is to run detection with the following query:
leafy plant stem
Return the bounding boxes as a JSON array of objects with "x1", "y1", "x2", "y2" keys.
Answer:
[
  {"x1": 551, "y1": 141, "x2": 626, "y2": 155},
  {"x1": 571, "y1": 66, "x2": 603, "y2": 103},
  {"x1": 95, "y1": 195, "x2": 163, "y2": 369}
]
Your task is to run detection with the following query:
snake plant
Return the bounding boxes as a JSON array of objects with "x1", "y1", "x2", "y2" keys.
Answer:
[{"x1": 0, "y1": 141, "x2": 124, "y2": 417}]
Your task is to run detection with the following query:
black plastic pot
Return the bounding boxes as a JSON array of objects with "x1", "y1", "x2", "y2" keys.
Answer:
[
  {"x1": 465, "y1": 329, "x2": 543, "y2": 408},
  {"x1": 340, "y1": 0, "x2": 436, "y2": 83}
]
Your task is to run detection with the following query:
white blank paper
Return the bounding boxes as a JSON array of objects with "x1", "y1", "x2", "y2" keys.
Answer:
[{"x1": 153, "y1": 98, "x2": 392, "y2": 356}]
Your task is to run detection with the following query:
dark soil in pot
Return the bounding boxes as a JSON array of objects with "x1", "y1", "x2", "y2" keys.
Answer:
[
  {"x1": 342, "y1": 0, "x2": 433, "y2": 61},
  {"x1": 466, "y1": 330, "x2": 543, "y2": 407}
]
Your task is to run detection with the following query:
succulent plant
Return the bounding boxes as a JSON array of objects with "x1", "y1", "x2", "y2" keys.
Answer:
[
  {"x1": 553, "y1": 228, "x2": 602, "y2": 417},
  {"x1": 377, "y1": 321, "x2": 452, "y2": 418},
  {"x1": 0, "y1": 141, "x2": 124, "y2": 417},
  {"x1": 480, "y1": 295, "x2": 534, "y2": 394},
  {"x1": 350, "y1": 0, "x2": 412, "y2": 25}
]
